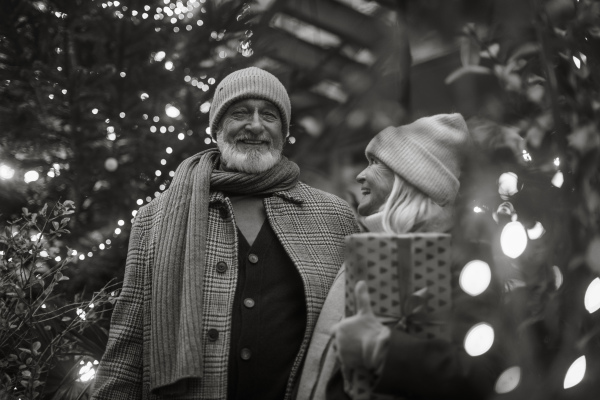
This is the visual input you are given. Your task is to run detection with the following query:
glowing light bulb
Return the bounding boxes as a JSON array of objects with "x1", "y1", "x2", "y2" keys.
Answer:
[
  {"x1": 464, "y1": 323, "x2": 494, "y2": 356},
  {"x1": 132, "y1": 210, "x2": 137, "y2": 217},
  {"x1": 554, "y1": 157, "x2": 560, "y2": 166},
  {"x1": 166, "y1": 147, "x2": 173, "y2": 154},
  {"x1": 107, "y1": 133, "x2": 116, "y2": 141},
  {"x1": 498, "y1": 172, "x2": 519, "y2": 199},
  {"x1": 115, "y1": 228, "x2": 121, "y2": 235},
  {"x1": 155, "y1": 170, "x2": 162, "y2": 176},
  {"x1": 501, "y1": 221, "x2": 528, "y2": 259},
  {"x1": 459, "y1": 260, "x2": 491, "y2": 296},
  {"x1": 55, "y1": 256, "x2": 61, "y2": 262},
  {"x1": 118, "y1": 220, "x2": 124, "y2": 226},
  {"x1": 0, "y1": 164, "x2": 16, "y2": 180},
  {"x1": 473, "y1": 206, "x2": 483, "y2": 213},
  {"x1": 165, "y1": 104, "x2": 180, "y2": 118},
  {"x1": 99, "y1": 244, "x2": 105, "y2": 250},
  {"x1": 40, "y1": 251, "x2": 49, "y2": 257},
  {"x1": 24, "y1": 171, "x2": 40, "y2": 183},
  {"x1": 584, "y1": 277, "x2": 600, "y2": 313},
  {"x1": 495, "y1": 366, "x2": 521, "y2": 394},
  {"x1": 552, "y1": 171, "x2": 564, "y2": 188},
  {"x1": 154, "y1": 51, "x2": 166, "y2": 61},
  {"x1": 79, "y1": 254, "x2": 85, "y2": 260},
  {"x1": 553, "y1": 266, "x2": 564, "y2": 289},
  {"x1": 165, "y1": 61, "x2": 174, "y2": 70},
  {"x1": 161, "y1": 159, "x2": 167, "y2": 165},
  {"x1": 564, "y1": 356, "x2": 586, "y2": 389},
  {"x1": 71, "y1": 250, "x2": 77, "y2": 256},
  {"x1": 137, "y1": 199, "x2": 143, "y2": 205},
  {"x1": 527, "y1": 222, "x2": 545, "y2": 240},
  {"x1": 200, "y1": 101, "x2": 211, "y2": 113},
  {"x1": 204, "y1": 137, "x2": 212, "y2": 145},
  {"x1": 573, "y1": 56, "x2": 581, "y2": 69},
  {"x1": 205, "y1": 127, "x2": 211, "y2": 135},
  {"x1": 178, "y1": 133, "x2": 185, "y2": 140},
  {"x1": 92, "y1": 108, "x2": 99, "y2": 114}
]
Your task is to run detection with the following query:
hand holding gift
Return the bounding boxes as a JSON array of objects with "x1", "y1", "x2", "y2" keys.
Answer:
[{"x1": 333, "y1": 280, "x2": 391, "y2": 371}]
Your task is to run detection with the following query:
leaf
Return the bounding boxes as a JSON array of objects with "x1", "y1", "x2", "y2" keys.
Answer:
[
  {"x1": 22, "y1": 370, "x2": 31, "y2": 377},
  {"x1": 32, "y1": 341, "x2": 41, "y2": 353},
  {"x1": 61, "y1": 316, "x2": 72, "y2": 322},
  {"x1": 20, "y1": 380, "x2": 28, "y2": 387},
  {"x1": 22, "y1": 207, "x2": 29, "y2": 216},
  {"x1": 460, "y1": 36, "x2": 481, "y2": 66},
  {"x1": 40, "y1": 204, "x2": 48, "y2": 217},
  {"x1": 507, "y1": 43, "x2": 540, "y2": 64},
  {"x1": 52, "y1": 221, "x2": 59, "y2": 230},
  {"x1": 18, "y1": 348, "x2": 31, "y2": 354},
  {"x1": 445, "y1": 65, "x2": 491, "y2": 84}
]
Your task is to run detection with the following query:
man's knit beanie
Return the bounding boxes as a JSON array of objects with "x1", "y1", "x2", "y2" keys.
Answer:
[
  {"x1": 209, "y1": 67, "x2": 291, "y2": 138},
  {"x1": 365, "y1": 113, "x2": 470, "y2": 207}
]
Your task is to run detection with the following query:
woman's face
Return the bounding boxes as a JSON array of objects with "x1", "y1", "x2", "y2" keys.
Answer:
[{"x1": 356, "y1": 155, "x2": 395, "y2": 217}]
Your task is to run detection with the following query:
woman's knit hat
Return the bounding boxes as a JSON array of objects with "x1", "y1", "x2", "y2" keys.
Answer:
[
  {"x1": 365, "y1": 113, "x2": 470, "y2": 207},
  {"x1": 209, "y1": 67, "x2": 291, "y2": 138}
]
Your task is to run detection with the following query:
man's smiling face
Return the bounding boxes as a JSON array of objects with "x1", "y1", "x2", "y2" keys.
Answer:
[{"x1": 216, "y1": 98, "x2": 284, "y2": 173}]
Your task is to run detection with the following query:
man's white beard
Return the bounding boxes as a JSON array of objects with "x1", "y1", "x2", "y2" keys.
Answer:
[{"x1": 217, "y1": 136, "x2": 282, "y2": 174}]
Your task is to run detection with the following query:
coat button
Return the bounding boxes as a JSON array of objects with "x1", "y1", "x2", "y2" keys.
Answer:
[
  {"x1": 248, "y1": 254, "x2": 258, "y2": 264},
  {"x1": 219, "y1": 207, "x2": 229, "y2": 220},
  {"x1": 216, "y1": 261, "x2": 228, "y2": 274},
  {"x1": 207, "y1": 329, "x2": 219, "y2": 341},
  {"x1": 240, "y1": 348, "x2": 252, "y2": 360},
  {"x1": 243, "y1": 298, "x2": 255, "y2": 308}
]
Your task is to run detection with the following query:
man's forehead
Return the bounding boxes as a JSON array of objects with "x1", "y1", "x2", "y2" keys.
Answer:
[{"x1": 227, "y1": 98, "x2": 278, "y2": 111}]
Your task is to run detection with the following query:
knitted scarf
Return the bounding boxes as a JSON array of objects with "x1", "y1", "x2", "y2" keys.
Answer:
[{"x1": 150, "y1": 148, "x2": 300, "y2": 392}]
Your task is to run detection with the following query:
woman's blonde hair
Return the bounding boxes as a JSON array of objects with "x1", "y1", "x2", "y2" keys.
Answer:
[{"x1": 381, "y1": 175, "x2": 446, "y2": 234}]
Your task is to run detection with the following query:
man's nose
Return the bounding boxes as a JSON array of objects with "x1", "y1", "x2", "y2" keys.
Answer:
[{"x1": 246, "y1": 110, "x2": 263, "y2": 134}]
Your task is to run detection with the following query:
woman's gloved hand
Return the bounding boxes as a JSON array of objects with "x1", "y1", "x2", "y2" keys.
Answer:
[{"x1": 332, "y1": 280, "x2": 391, "y2": 371}]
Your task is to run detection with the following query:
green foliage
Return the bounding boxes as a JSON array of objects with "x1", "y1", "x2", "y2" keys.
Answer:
[
  {"x1": 448, "y1": 0, "x2": 600, "y2": 397},
  {"x1": 0, "y1": 201, "x2": 117, "y2": 400}
]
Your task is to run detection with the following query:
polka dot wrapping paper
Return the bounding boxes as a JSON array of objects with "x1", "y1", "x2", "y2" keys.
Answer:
[{"x1": 343, "y1": 233, "x2": 453, "y2": 400}]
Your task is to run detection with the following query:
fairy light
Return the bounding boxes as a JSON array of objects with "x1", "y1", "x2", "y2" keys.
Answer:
[
  {"x1": 495, "y1": 366, "x2": 521, "y2": 394},
  {"x1": 584, "y1": 278, "x2": 600, "y2": 313},
  {"x1": 564, "y1": 356, "x2": 586, "y2": 389},
  {"x1": 460, "y1": 260, "x2": 491, "y2": 296},
  {"x1": 464, "y1": 323, "x2": 495, "y2": 356},
  {"x1": 501, "y1": 221, "x2": 528, "y2": 259}
]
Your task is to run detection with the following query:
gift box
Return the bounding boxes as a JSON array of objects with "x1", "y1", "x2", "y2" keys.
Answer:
[
  {"x1": 345, "y1": 232, "x2": 453, "y2": 340},
  {"x1": 343, "y1": 233, "x2": 453, "y2": 400}
]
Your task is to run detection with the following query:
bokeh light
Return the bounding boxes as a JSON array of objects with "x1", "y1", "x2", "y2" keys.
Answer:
[
  {"x1": 495, "y1": 366, "x2": 521, "y2": 394},
  {"x1": 165, "y1": 104, "x2": 180, "y2": 118},
  {"x1": 552, "y1": 171, "x2": 564, "y2": 188},
  {"x1": 498, "y1": 172, "x2": 519, "y2": 200},
  {"x1": 464, "y1": 323, "x2": 495, "y2": 356},
  {"x1": 24, "y1": 170, "x2": 40, "y2": 183},
  {"x1": 501, "y1": 221, "x2": 528, "y2": 259},
  {"x1": 564, "y1": 356, "x2": 586, "y2": 389},
  {"x1": 553, "y1": 266, "x2": 564, "y2": 290},
  {"x1": 0, "y1": 164, "x2": 15, "y2": 180},
  {"x1": 527, "y1": 221, "x2": 545, "y2": 240},
  {"x1": 459, "y1": 260, "x2": 491, "y2": 296},
  {"x1": 584, "y1": 277, "x2": 600, "y2": 314},
  {"x1": 77, "y1": 361, "x2": 96, "y2": 382}
]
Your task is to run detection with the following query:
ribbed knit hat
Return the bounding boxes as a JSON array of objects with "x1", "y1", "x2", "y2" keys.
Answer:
[
  {"x1": 365, "y1": 113, "x2": 470, "y2": 207},
  {"x1": 209, "y1": 67, "x2": 291, "y2": 138}
]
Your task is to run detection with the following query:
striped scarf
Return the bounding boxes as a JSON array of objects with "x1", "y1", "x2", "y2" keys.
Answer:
[{"x1": 150, "y1": 148, "x2": 299, "y2": 392}]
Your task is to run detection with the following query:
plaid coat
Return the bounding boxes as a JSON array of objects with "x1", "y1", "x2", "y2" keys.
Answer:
[{"x1": 91, "y1": 182, "x2": 359, "y2": 400}]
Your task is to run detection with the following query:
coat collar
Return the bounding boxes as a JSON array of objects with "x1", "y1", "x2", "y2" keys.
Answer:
[{"x1": 208, "y1": 184, "x2": 306, "y2": 205}]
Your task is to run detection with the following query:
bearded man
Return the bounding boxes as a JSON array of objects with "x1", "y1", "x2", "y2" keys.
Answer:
[{"x1": 91, "y1": 67, "x2": 359, "y2": 400}]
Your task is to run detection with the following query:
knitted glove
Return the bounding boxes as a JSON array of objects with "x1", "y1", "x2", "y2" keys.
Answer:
[{"x1": 333, "y1": 281, "x2": 391, "y2": 371}]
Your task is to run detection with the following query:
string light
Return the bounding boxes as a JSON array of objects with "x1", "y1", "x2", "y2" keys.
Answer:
[
  {"x1": 501, "y1": 221, "x2": 528, "y2": 259},
  {"x1": 564, "y1": 356, "x2": 586, "y2": 389},
  {"x1": 584, "y1": 278, "x2": 600, "y2": 313},
  {"x1": 459, "y1": 260, "x2": 491, "y2": 296},
  {"x1": 495, "y1": 366, "x2": 521, "y2": 394},
  {"x1": 464, "y1": 323, "x2": 495, "y2": 356}
]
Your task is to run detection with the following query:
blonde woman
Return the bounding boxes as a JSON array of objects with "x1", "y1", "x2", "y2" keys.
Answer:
[{"x1": 296, "y1": 114, "x2": 500, "y2": 400}]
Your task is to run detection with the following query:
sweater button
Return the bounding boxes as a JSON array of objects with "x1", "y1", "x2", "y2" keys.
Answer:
[
  {"x1": 216, "y1": 261, "x2": 228, "y2": 274},
  {"x1": 243, "y1": 298, "x2": 255, "y2": 308},
  {"x1": 207, "y1": 329, "x2": 219, "y2": 341},
  {"x1": 240, "y1": 348, "x2": 252, "y2": 360},
  {"x1": 248, "y1": 254, "x2": 258, "y2": 264}
]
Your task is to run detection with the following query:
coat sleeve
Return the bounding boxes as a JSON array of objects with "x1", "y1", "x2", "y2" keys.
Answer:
[
  {"x1": 91, "y1": 209, "x2": 149, "y2": 400},
  {"x1": 372, "y1": 329, "x2": 502, "y2": 399}
]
